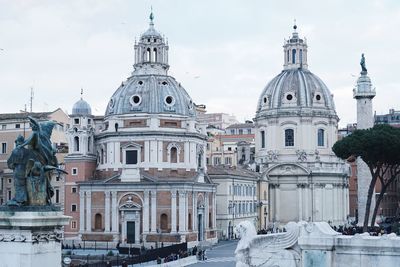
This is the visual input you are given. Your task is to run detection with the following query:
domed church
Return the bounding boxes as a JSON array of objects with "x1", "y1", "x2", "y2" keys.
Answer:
[
  {"x1": 254, "y1": 25, "x2": 349, "y2": 225},
  {"x1": 63, "y1": 12, "x2": 217, "y2": 247}
]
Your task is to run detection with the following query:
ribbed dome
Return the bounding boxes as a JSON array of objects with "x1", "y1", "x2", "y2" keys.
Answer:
[
  {"x1": 72, "y1": 98, "x2": 92, "y2": 116},
  {"x1": 105, "y1": 75, "x2": 196, "y2": 118},
  {"x1": 256, "y1": 69, "x2": 336, "y2": 116}
]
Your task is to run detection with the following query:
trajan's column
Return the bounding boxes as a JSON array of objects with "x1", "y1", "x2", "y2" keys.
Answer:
[{"x1": 353, "y1": 53, "x2": 376, "y2": 225}]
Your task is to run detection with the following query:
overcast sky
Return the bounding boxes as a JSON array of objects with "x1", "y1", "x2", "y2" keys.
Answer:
[{"x1": 1, "y1": 0, "x2": 399, "y2": 127}]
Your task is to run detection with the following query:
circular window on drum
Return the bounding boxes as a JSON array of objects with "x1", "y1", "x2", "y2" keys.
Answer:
[
  {"x1": 108, "y1": 98, "x2": 115, "y2": 108},
  {"x1": 130, "y1": 94, "x2": 142, "y2": 106},
  {"x1": 164, "y1": 95, "x2": 175, "y2": 106}
]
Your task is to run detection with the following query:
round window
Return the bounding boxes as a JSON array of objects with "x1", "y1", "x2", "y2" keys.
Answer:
[
  {"x1": 286, "y1": 94, "x2": 293, "y2": 101},
  {"x1": 162, "y1": 81, "x2": 168, "y2": 85},
  {"x1": 138, "y1": 81, "x2": 143, "y2": 85},
  {"x1": 165, "y1": 96, "x2": 174, "y2": 105},
  {"x1": 316, "y1": 94, "x2": 321, "y2": 101},
  {"x1": 130, "y1": 95, "x2": 142, "y2": 106}
]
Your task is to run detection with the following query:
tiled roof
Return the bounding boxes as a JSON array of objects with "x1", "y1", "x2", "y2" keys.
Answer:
[{"x1": 207, "y1": 165, "x2": 258, "y2": 178}]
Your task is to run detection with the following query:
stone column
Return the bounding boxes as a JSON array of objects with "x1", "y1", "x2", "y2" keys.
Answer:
[
  {"x1": 85, "y1": 191, "x2": 91, "y2": 232},
  {"x1": 79, "y1": 191, "x2": 85, "y2": 232},
  {"x1": 193, "y1": 192, "x2": 197, "y2": 231},
  {"x1": 212, "y1": 192, "x2": 217, "y2": 228},
  {"x1": 111, "y1": 191, "x2": 118, "y2": 232},
  {"x1": 321, "y1": 184, "x2": 326, "y2": 220},
  {"x1": 185, "y1": 192, "x2": 189, "y2": 231},
  {"x1": 105, "y1": 191, "x2": 111, "y2": 232},
  {"x1": 150, "y1": 190, "x2": 157, "y2": 233},
  {"x1": 171, "y1": 190, "x2": 177, "y2": 233},
  {"x1": 304, "y1": 185, "x2": 309, "y2": 221},
  {"x1": 275, "y1": 184, "x2": 280, "y2": 221},
  {"x1": 298, "y1": 184, "x2": 303, "y2": 221},
  {"x1": 179, "y1": 190, "x2": 186, "y2": 233},
  {"x1": 205, "y1": 193, "x2": 209, "y2": 229},
  {"x1": 143, "y1": 190, "x2": 150, "y2": 233}
]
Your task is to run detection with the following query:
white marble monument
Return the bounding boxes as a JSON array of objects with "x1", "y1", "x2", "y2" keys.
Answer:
[{"x1": 0, "y1": 210, "x2": 70, "y2": 267}]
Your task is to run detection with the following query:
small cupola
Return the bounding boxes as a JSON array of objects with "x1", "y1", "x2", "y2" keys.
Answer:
[
  {"x1": 133, "y1": 10, "x2": 169, "y2": 75},
  {"x1": 283, "y1": 22, "x2": 308, "y2": 70}
]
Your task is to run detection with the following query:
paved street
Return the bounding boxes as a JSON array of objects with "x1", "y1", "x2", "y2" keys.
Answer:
[{"x1": 190, "y1": 240, "x2": 238, "y2": 267}]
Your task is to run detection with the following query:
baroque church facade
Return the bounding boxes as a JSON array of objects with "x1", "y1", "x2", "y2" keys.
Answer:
[
  {"x1": 254, "y1": 25, "x2": 349, "y2": 225},
  {"x1": 63, "y1": 13, "x2": 217, "y2": 247}
]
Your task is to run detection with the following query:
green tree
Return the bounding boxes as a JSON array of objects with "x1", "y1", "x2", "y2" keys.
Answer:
[{"x1": 332, "y1": 124, "x2": 400, "y2": 232}]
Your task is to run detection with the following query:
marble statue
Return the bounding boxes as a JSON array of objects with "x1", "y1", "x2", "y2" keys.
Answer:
[
  {"x1": 360, "y1": 53, "x2": 367, "y2": 74},
  {"x1": 234, "y1": 221, "x2": 301, "y2": 267},
  {"x1": 6, "y1": 117, "x2": 66, "y2": 207}
]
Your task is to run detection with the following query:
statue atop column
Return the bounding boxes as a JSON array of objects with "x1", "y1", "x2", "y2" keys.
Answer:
[
  {"x1": 360, "y1": 53, "x2": 367, "y2": 75},
  {"x1": 6, "y1": 116, "x2": 67, "y2": 207}
]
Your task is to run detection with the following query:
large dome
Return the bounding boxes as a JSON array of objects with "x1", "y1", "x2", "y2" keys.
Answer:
[
  {"x1": 256, "y1": 69, "x2": 336, "y2": 117},
  {"x1": 105, "y1": 75, "x2": 196, "y2": 118}
]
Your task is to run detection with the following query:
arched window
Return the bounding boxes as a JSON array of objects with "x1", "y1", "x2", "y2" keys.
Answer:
[
  {"x1": 318, "y1": 129, "x2": 325, "y2": 146},
  {"x1": 153, "y1": 48, "x2": 157, "y2": 62},
  {"x1": 74, "y1": 136, "x2": 79, "y2": 152},
  {"x1": 115, "y1": 123, "x2": 119, "y2": 132},
  {"x1": 146, "y1": 48, "x2": 151, "y2": 61},
  {"x1": 170, "y1": 147, "x2": 178, "y2": 163},
  {"x1": 285, "y1": 129, "x2": 294, "y2": 146},
  {"x1": 160, "y1": 213, "x2": 168, "y2": 231},
  {"x1": 95, "y1": 213, "x2": 102, "y2": 230},
  {"x1": 292, "y1": 49, "x2": 296, "y2": 64},
  {"x1": 209, "y1": 212, "x2": 212, "y2": 228}
]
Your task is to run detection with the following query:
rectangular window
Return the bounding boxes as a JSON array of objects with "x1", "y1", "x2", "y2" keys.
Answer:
[
  {"x1": 8, "y1": 178, "x2": 12, "y2": 184},
  {"x1": 213, "y1": 157, "x2": 220, "y2": 165},
  {"x1": 71, "y1": 204, "x2": 77, "y2": 212},
  {"x1": 225, "y1": 157, "x2": 232, "y2": 165},
  {"x1": 239, "y1": 129, "x2": 243, "y2": 135},
  {"x1": 72, "y1": 187, "x2": 77, "y2": 193},
  {"x1": 285, "y1": 129, "x2": 294, "y2": 146},
  {"x1": 318, "y1": 129, "x2": 325, "y2": 146},
  {"x1": 15, "y1": 124, "x2": 20, "y2": 129},
  {"x1": 72, "y1": 168, "x2": 78, "y2": 175},
  {"x1": 8, "y1": 190, "x2": 12, "y2": 200},
  {"x1": 1, "y1": 125, "x2": 6, "y2": 130},
  {"x1": 71, "y1": 220, "x2": 77, "y2": 229},
  {"x1": 1, "y1": 142, "x2": 6, "y2": 154},
  {"x1": 230, "y1": 129, "x2": 235, "y2": 134},
  {"x1": 74, "y1": 118, "x2": 80, "y2": 124},
  {"x1": 247, "y1": 129, "x2": 252, "y2": 134},
  {"x1": 261, "y1": 131, "x2": 265, "y2": 148},
  {"x1": 206, "y1": 157, "x2": 209, "y2": 165},
  {"x1": 228, "y1": 147, "x2": 232, "y2": 151},
  {"x1": 126, "y1": 150, "x2": 138, "y2": 165}
]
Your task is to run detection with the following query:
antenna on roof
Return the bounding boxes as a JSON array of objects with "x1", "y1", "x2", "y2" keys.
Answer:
[{"x1": 30, "y1": 87, "x2": 34, "y2": 112}]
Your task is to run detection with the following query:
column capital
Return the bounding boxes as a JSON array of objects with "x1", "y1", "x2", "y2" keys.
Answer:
[
  {"x1": 86, "y1": 191, "x2": 91, "y2": 197},
  {"x1": 151, "y1": 190, "x2": 157, "y2": 197},
  {"x1": 104, "y1": 191, "x2": 111, "y2": 197},
  {"x1": 178, "y1": 190, "x2": 186, "y2": 196},
  {"x1": 79, "y1": 191, "x2": 85, "y2": 197},
  {"x1": 171, "y1": 189, "x2": 177, "y2": 198},
  {"x1": 111, "y1": 191, "x2": 117, "y2": 197},
  {"x1": 144, "y1": 190, "x2": 150, "y2": 198}
]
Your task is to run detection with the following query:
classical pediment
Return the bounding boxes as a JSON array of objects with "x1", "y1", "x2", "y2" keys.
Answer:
[{"x1": 266, "y1": 163, "x2": 310, "y2": 176}]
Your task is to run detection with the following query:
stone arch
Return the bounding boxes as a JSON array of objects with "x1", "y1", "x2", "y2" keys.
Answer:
[
  {"x1": 94, "y1": 213, "x2": 102, "y2": 231},
  {"x1": 118, "y1": 192, "x2": 144, "y2": 207},
  {"x1": 160, "y1": 213, "x2": 168, "y2": 231},
  {"x1": 167, "y1": 143, "x2": 181, "y2": 163}
]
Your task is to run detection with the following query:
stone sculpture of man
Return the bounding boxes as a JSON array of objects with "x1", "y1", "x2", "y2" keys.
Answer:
[
  {"x1": 6, "y1": 135, "x2": 31, "y2": 206},
  {"x1": 360, "y1": 53, "x2": 367, "y2": 74}
]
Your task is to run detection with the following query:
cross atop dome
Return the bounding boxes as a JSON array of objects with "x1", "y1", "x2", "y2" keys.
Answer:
[{"x1": 283, "y1": 22, "x2": 308, "y2": 70}]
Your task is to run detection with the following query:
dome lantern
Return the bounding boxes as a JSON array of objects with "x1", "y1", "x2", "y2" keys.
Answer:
[
  {"x1": 133, "y1": 10, "x2": 169, "y2": 75},
  {"x1": 283, "y1": 23, "x2": 308, "y2": 70}
]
